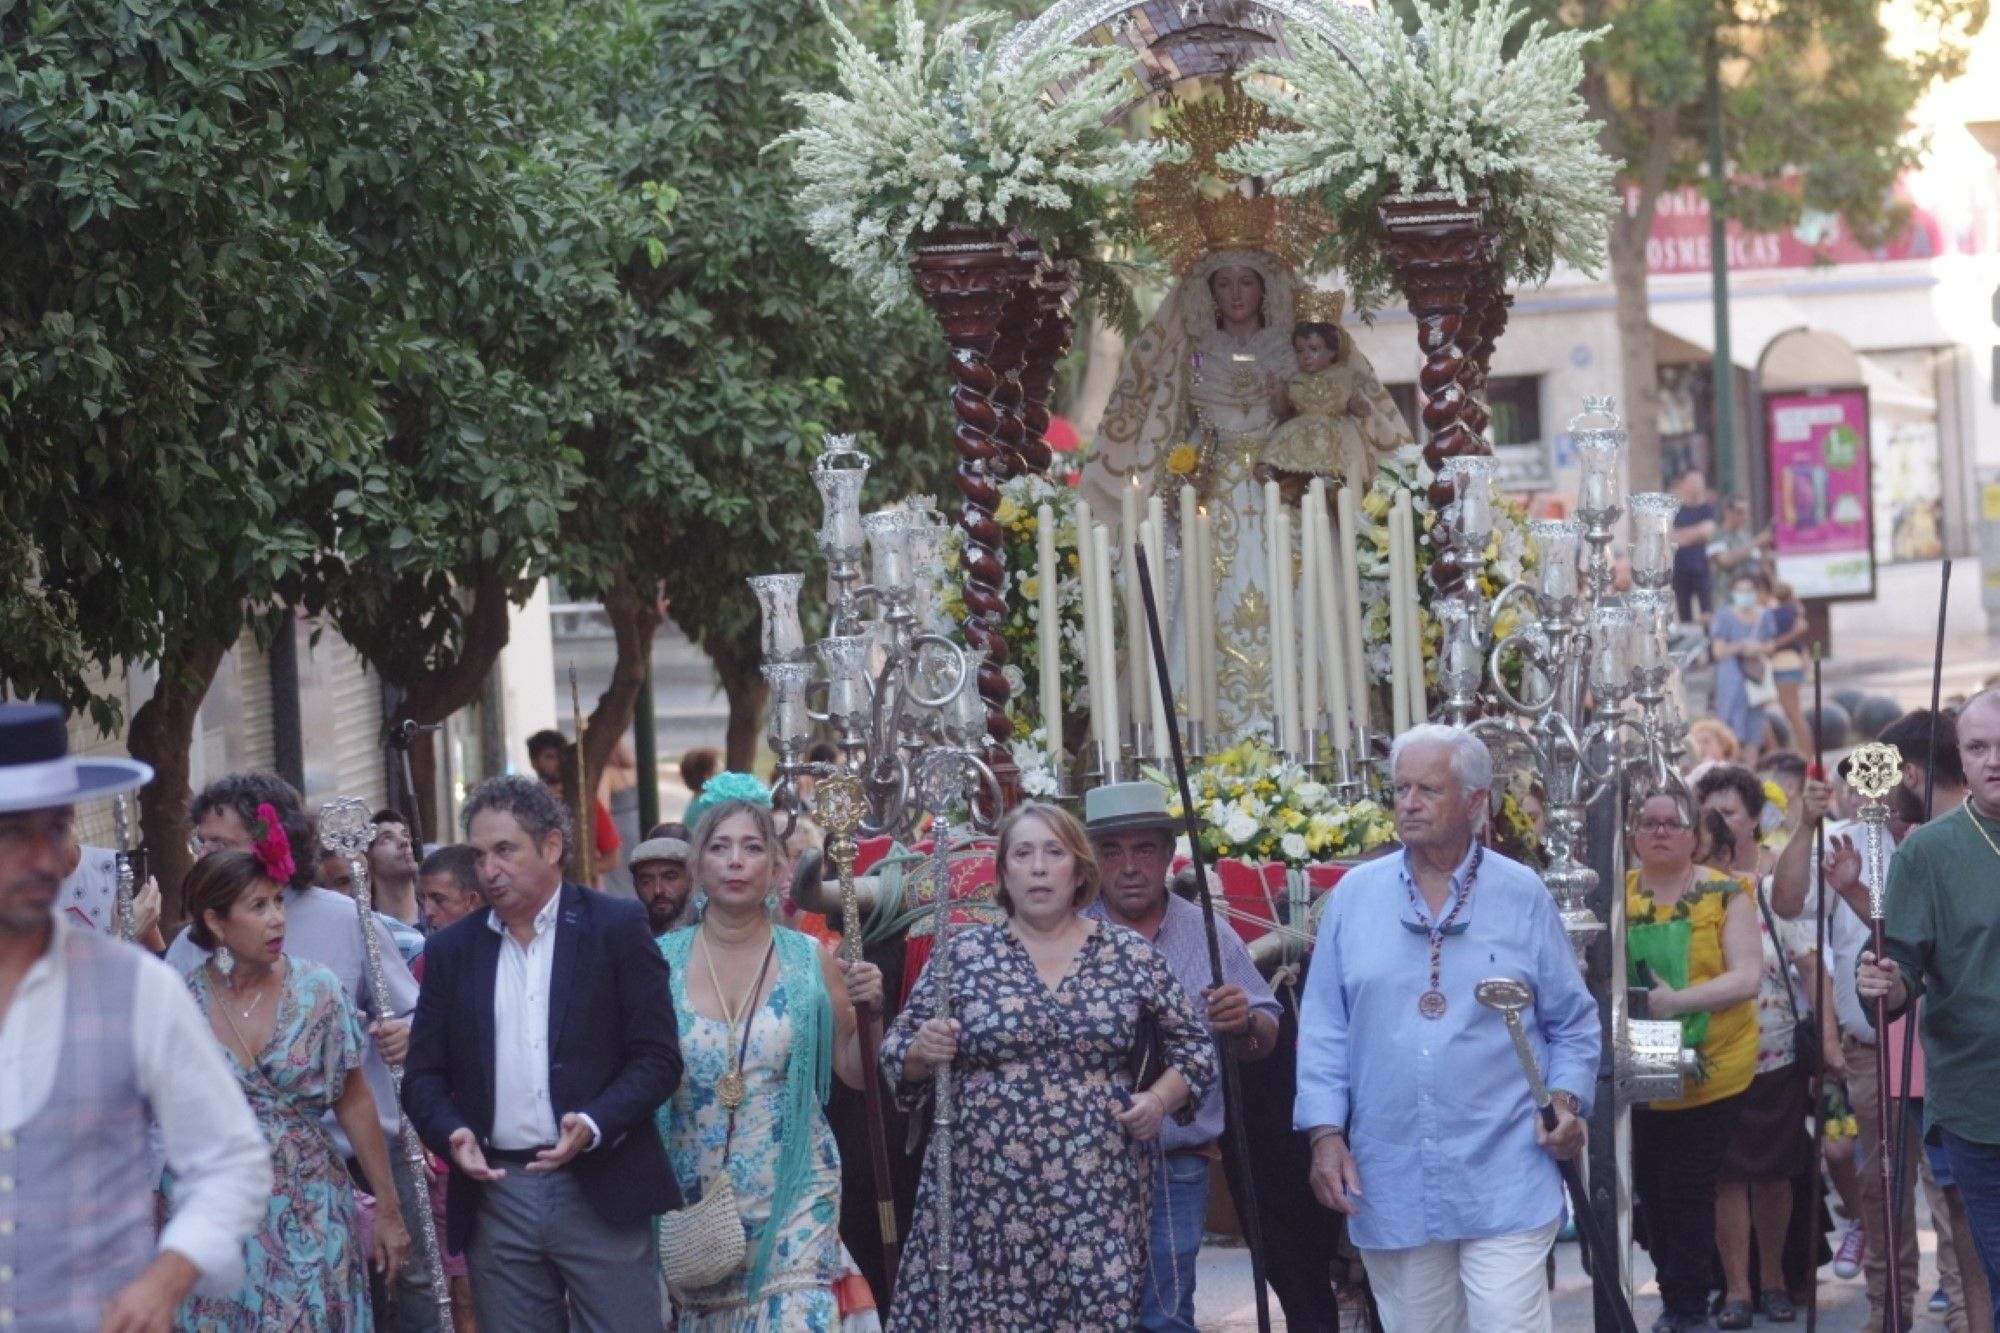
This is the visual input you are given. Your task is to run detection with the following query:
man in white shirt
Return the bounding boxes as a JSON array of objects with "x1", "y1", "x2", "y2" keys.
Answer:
[
  {"x1": 404, "y1": 776, "x2": 681, "y2": 1332},
  {"x1": 0, "y1": 702, "x2": 268, "y2": 1332}
]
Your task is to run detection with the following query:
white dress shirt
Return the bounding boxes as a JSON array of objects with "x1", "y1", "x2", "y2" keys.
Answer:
[
  {"x1": 0, "y1": 916, "x2": 269, "y2": 1290},
  {"x1": 488, "y1": 893, "x2": 563, "y2": 1150},
  {"x1": 1789, "y1": 817, "x2": 1900, "y2": 1042},
  {"x1": 57, "y1": 845, "x2": 120, "y2": 933}
]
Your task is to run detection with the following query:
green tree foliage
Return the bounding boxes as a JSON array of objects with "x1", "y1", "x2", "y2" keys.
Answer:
[
  {"x1": 565, "y1": 0, "x2": 952, "y2": 774},
  {"x1": 1557, "y1": 0, "x2": 1986, "y2": 485}
]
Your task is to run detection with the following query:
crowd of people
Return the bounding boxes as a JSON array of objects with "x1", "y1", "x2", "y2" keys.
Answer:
[{"x1": 4, "y1": 659, "x2": 2000, "y2": 1332}]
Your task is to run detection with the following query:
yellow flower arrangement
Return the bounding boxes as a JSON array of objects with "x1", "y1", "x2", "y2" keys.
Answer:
[
  {"x1": 1143, "y1": 740, "x2": 1396, "y2": 867},
  {"x1": 1165, "y1": 443, "x2": 1199, "y2": 477}
]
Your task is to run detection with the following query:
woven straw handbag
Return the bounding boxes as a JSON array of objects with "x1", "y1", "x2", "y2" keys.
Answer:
[{"x1": 656, "y1": 1171, "x2": 746, "y2": 1290}]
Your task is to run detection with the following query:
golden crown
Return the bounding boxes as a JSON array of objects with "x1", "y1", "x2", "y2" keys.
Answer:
[
  {"x1": 1293, "y1": 287, "x2": 1347, "y2": 327},
  {"x1": 1136, "y1": 77, "x2": 1333, "y2": 276}
]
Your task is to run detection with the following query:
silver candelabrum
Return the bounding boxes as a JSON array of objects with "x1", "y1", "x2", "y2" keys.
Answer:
[
  {"x1": 1433, "y1": 399, "x2": 1690, "y2": 960},
  {"x1": 757, "y1": 435, "x2": 1001, "y2": 840}
]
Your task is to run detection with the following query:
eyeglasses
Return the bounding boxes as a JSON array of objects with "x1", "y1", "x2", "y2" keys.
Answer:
[{"x1": 1636, "y1": 819, "x2": 1690, "y2": 835}]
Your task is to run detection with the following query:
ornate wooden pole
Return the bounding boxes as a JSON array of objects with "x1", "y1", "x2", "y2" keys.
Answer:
[
  {"x1": 1380, "y1": 191, "x2": 1502, "y2": 597},
  {"x1": 1017, "y1": 258, "x2": 1081, "y2": 480},
  {"x1": 911, "y1": 227, "x2": 1041, "y2": 800}
]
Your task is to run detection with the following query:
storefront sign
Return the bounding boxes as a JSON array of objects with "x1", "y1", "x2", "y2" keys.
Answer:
[{"x1": 1766, "y1": 389, "x2": 1875, "y2": 600}]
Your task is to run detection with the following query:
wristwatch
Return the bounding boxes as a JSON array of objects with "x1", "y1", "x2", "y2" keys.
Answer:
[{"x1": 1549, "y1": 1090, "x2": 1582, "y2": 1117}]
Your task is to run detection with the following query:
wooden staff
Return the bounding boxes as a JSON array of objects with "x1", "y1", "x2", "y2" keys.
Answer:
[
  {"x1": 1807, "y1": 643, "x2": 1828, "y2": 1333},
  {"x1": 1890, "y1": 558, "x2": 1952, "y2": 1295},
  {"x1": 817, "y1": 772, "x2": 902, "y2": 1291},
  {"x1": 569, "y1": 664, "x2": 595, "y2": 884},
  {"x1": 1134, "y1": 546, "x2": 1273, "y2": 1333},
  {"x1": 320, "y1": 798, "x2": 454, "y2": 1332}
]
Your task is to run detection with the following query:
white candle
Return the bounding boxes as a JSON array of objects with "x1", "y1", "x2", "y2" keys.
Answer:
[
  {"x1": 1397, "y1": 494, "x2": 1427, "y2": 725},
  {"x1": 1076, "y1": 507, "x2": 1104, "y2": 756},
  {"x1": 1178, "y1": 484, "x2": 1200, "y2": 727},
  {"x1": 1309, "y1": 483, "x2": 1352, "y2": 759},
  {"x1": 1299, "y1": 500, "x2": 1321, "y2": 741},
  {"x1": 1093, "y1": 523, "x2": 1122, "y2": 764},
  {"x1": 1195, "y1": 508, "x2": 1217, "y2": 729},
  {"x1": 1275, "y1": 503, "x2": 1301, "y2": 756},
  {"x1": 1122, "y1": 481, "x2": 1146, "y2": 750},
  {"x1": 1263, "y1": 480, "x2": 1285, "y2": 741},
  {"x1": 1037, "y1": 503, "x2": 1061, "y2": 748},
  {"x1": 1336, "y1": 486, "x2": 1369, "y2": 743},
  {"x1": 1139, "y1": 519, "x2": 1173, "y2": 755}
]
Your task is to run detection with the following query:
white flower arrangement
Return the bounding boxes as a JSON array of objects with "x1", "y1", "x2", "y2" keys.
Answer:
[
  {"x1": 1009, "y1": 727, "x2": 1063, "y2": 799},
  {"x1": 1222, "y1": 0, "x2": 1618, "y2": 312},
  {"x1": 773, "y1": 1, "x2": 1179, "y2": 313},
  {"x1": 1145, "y1": 739, "x2": 1397, "y2": 868}
]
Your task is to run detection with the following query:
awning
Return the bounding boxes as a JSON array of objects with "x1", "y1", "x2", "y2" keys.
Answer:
[{"x1": 1648, "y1": 294, "x2": 1814, "y2": 372}]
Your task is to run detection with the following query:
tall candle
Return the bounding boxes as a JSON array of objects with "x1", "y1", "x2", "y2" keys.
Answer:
[
  {"x1": 1037, "y1": 503, "x2": 1061, "y2": 747},
  {"x1": 1139, "y1": 519, "x2": 1173, "y2": 755},
  {"x1": 1076, "y1": 507, "x2": 1103, "y2": 755},
  {"x1": 1309, "y1": 483, "x2": 1352, "y2": 758},
  {"x1": 1263, "y1": 480, "x2": 1285, "y2": 741},
  {"x1": 1386, "y1": 496, "x2": 1410, "y2": 734},
  {"x1": 1121, "y1": 481, "x2": 1146, "y2": 750},
  {"x1": 1178, "y1": 484, "x2": 1200, "y2": 727},
  {"x1": 1275, "y1": 503, "x2": 1301, "y2": 756},
  {"x1": 1093, "y1": 523, "x2": 1122, "y2": 766},
  {"x1": 1298, "y1": 498, "x2": 1321, "y2": 741},
  {"x1": 1195, "y1": 508, "x2": 1217, "y2": 729},
  {"x1": 1335, "y1": 486, "x2": 1369, "y2": 742},
  {"x1": 1398, "y1": 494, "x2": 1427, "y2": 725}
]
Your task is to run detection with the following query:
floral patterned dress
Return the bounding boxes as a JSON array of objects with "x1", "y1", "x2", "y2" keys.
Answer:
[
  {"x1": 657, "y1": 927, "x2": 877, "y2": 1331},
  {"x1": 176, "y1": 958, "x2": 371, "y2": 1331},
  {"x1": 879, "y1": 920, "x2": 1217, "y2": 1331}
]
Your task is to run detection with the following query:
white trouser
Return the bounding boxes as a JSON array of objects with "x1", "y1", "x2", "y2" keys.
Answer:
[{"x1": 1360, "y1": 1217, "x2": 1561, "y2": 1333}]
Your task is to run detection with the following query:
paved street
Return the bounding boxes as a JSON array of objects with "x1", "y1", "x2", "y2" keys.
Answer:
[{"x1": 1192, "y1": 1205, "x2": 1952, "y2": 1330}]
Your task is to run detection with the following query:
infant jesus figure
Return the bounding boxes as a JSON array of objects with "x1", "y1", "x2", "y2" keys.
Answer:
[{"x1": 1256, "y1": 287, "x2": 1410, "y2": 504}]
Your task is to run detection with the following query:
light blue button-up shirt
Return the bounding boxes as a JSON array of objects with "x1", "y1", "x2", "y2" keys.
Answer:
[{"x1": 1294, "y1": 843, "x2": 1601, "y2": 1251}]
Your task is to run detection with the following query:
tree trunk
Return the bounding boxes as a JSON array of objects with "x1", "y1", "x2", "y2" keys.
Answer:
[
  {"x1": 382, "y1": 566, "x2": 515, "y2": 837},
  {"x1": 703, "y1": 629, "x2": 768, "y2": 773},
  {"x1": 1608, "y1": 223, "x2": 1665, "y2": 493},
  {"x1": 127, "y1": 635, "x2": 230, "y2": 928},
  {"x1": 582, "y1": 569, "x2": 665, "y2": 799}
]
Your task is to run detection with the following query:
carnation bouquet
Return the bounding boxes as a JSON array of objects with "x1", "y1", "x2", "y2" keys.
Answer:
[
  {"x1": 1352, "y1": 446, "x2": 1538, "y2": 697},
  {"x1": 1221, "y1": 0, "x2": 1617, "y2": 313},
  {"x1": 1146, "y1": 740, "x2": 1397, "y2": 868},
  {"x1": 774, "y1": 1, "x2": 1178, "y2": 318}
]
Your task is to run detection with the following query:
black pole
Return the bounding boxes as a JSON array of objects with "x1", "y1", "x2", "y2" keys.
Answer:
[
  {"x1": 1807, "y1": 643, "x2": 1828, "y2": 1333},
  {"x1": 1890, "y1": 559, "x2": 1951, "y2": 1280},
  {"x1": 1134, "y1": 548, "x2": 1273, "y2": 1333},
  {"x1": 1536, "y1": 1100, "x2": 1639, "y2": 1333}
]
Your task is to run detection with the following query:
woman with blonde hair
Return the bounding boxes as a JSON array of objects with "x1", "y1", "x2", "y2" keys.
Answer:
[
  {"x1": 880, "y1": 802, "x2": 1216, "y2": 1329},
  {"x1": 654, "y1": 798, "x2": 884, "y2": 1329}
]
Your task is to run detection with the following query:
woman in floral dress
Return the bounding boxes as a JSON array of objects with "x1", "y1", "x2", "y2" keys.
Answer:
[
  {"x1": 881, "y1": 802, "x2": 1216, "y2": 1330},
  {"x1": 173, "y1": 844, "x2": 408, "y2": 1330},
  {"x1": 656, "y1": 799, "x2": 885, "y2": 1330}
]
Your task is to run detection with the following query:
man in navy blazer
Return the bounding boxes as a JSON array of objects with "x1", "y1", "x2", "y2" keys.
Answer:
[{"x1": 404, "y1": 776, "x2": 681, "y2": 1332}]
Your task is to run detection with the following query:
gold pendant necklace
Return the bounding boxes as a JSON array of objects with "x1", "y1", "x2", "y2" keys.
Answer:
[{"x1": 699, "y1": 929, "x2": 774, "y2": 1111}]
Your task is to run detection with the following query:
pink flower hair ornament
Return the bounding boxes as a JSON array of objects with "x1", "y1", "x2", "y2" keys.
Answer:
[{"x1": 252, "y1": 802, "x2": 297, "y2": 886}]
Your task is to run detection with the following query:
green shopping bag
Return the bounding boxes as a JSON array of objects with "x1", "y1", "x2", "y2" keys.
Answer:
[{"x1": 1627, "y1": 918, "x2": 1709, "y2": 1051}]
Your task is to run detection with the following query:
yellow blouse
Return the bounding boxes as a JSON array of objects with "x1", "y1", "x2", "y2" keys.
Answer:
[{"x1": 1626, "y1": 868, "x2": 1758, "y2": 1110}]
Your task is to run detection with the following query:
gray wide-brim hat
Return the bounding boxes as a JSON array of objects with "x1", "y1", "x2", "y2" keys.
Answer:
[
  {"x1": 0, "y1": 702, "x2": 153, "y2": 816},
  {"x1": 1084, "y1": 781, "x2": 1179, "y2": 836}
]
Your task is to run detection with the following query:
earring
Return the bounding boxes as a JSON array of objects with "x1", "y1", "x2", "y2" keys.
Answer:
[
  {"x1": 765, "y1": 888, "x2": 780, "y2": 915},
  {"x1": 692, "y1": 890, "x2": 708, "y2": 920},
  {"x1": 214, "y1": 945, "x2": 235, "y2": 977}
]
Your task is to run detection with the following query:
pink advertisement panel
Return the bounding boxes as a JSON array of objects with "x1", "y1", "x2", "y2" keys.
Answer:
[{"x1": 1766, "y1": 389, "x2": 1874, "y2": 599}]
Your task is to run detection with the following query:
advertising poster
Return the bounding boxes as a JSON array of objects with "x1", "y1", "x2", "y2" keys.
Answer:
[{"x1": 1766, "y1": 389, "x2": 1875, "y2": 600}]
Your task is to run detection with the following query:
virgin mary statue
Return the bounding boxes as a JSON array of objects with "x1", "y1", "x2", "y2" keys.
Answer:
[{"x1": 1083, "y1": 80, "x2": 1395, "y2": 740}]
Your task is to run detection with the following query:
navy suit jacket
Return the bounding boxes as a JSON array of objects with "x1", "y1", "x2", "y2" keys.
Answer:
[{"x1": 402, "y1": 882, "x2": 683, "y2": 1251}]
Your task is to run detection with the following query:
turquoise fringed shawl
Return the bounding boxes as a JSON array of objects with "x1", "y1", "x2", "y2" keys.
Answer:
[{"x1": 658, "y1": 925, "x2": 834, "y2": 1302}]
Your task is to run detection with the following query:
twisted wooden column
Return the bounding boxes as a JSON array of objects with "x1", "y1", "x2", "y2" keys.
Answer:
[
  {"x1": 1017, "y1": 258, "x2": 1080, "y2": 481},
  {"x1": 1381, "y1": 192, "x2": 1502, "y2": 596},
  {"x1": 911, "y1": 228, "x2": 1036, "y2": 764},
  {"x1": 984, "y1": 234, "x2": 1045, "y2": 482}
]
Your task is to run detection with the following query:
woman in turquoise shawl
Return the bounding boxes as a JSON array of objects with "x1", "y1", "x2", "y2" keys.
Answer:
[{"x1": 657, "y1": 798, "x2": 885, "y2": 1331}]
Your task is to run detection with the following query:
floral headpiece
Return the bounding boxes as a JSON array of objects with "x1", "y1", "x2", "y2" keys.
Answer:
[
  {"x1": 684, "y1": 772, "x2": 775, "y2": 830},
  {"x1": 252, "y1": 801, "x2": 297, "y2": 886}
]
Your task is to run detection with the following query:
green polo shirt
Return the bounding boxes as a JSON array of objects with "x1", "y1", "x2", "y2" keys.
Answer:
[{"x1": 1883, "y1": 802, "x2": 2000, "y2": 1146}]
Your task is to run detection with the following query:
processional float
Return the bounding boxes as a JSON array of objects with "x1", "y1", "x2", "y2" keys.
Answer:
[{"x1": 758, "y1": 3, "x2": 1712, "y2": 1329}]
